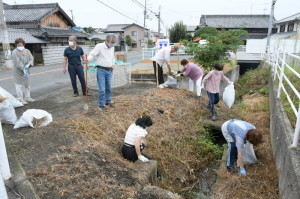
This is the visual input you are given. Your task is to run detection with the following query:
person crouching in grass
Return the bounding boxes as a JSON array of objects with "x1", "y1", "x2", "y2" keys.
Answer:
[{"x1": 122, "y1": 115, "x2": 153, "y2": 162}]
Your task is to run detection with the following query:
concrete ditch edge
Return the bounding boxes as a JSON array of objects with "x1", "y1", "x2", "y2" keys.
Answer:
[{"x1": 269, "y1": 68, "x2": 300, "y2": 199}]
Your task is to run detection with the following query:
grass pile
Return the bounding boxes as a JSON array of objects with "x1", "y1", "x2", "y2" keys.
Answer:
[{"x1": 214, "y1": 68, "x2": 279, "y2": 199}]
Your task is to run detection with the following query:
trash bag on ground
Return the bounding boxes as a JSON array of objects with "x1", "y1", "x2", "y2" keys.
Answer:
[
  {"x1": 0, "y1": 87, "x2": 23, "y2": 108},
  {"x1": 223, "y1": 83, "x2": 235, "y2": 108},
  {"x1": 0, "y1": 99, "x2": 18, "y2": 124},
  {"x1": 14, "y1": 109, "x2": 53, "y2": 129},
  {"x1": 163, "y1": 76, "x2": 178, "y2": 89},
  {"x1": 242, "y1": 142, "x2": 258, "y2": 165}
]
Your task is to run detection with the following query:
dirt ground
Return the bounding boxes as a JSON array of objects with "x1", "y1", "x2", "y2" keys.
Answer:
[{"x1": 3, "y1": 77, "x2": 279, "y2": 199}]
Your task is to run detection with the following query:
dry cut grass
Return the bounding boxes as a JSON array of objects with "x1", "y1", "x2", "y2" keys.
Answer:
[{"x1": 214, "y1": 93, "x2": 279, "y2": 199}]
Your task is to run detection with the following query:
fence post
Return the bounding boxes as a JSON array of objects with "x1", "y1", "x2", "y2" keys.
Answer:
[
  {"x1": 0, "y1": 123, "x2": 11, "y2": 180},
  {"x1": 276, "y1": 52, "x2": 286, "y2": 98},
  {"x1": 292, "y1": 107, "x2": 300, "y2": 147}
]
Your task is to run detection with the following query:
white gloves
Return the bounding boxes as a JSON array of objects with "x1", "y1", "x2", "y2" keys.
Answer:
[
  {"x1": 170, "y1": 69, "x2": 175, "y2": 75},
  {"x1": 175, "y1": 74, "x2": 181, "y2": 77},
  {"x1": 138, "y1": 155, "x2": 149, "y2": 162},
  {"x1": 24, "y1": 64, "x2": 30, "y2": 69},
  {"x1": 228, "y1": 81, "x2": 234, "y2": 84}
]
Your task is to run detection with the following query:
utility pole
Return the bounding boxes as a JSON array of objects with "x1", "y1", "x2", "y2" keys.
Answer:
[
  {"x1": 143, "y1": 0, "x2": 147, "y2": 48},
  {"x1": 157, "y1": 6, "x2": 161, "y2": 38},
  {"x1": 266, "y1": 0, "x2": 276, "y2": 53},
  {"x1": 0, "y1": 0, "x2": 12, "y2": 68},
  {"x1": 70, "y1": 10, "x2": 74, "y2": 21}
]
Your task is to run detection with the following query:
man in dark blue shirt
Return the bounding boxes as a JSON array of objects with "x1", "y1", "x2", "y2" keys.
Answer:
[{"x1": 63, "y1": 35, "x2": 87, "y2": 97}]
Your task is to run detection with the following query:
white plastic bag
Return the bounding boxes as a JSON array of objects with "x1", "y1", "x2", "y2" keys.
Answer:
[
  {"x1": 0, "y1": 87, "x2": 23, "y2": 108},
  {"x1": 223, "y1": 84, "x2": 235, "y2": 108},
  {"x1": 242, "y1": 142, "x2": 258, "y2": 165},
  {"x1": 163, "y1": 76, "x2": 178, "y2": 89},
  {"x1": 0, "y1": 100, "x2": 18, "y2": 124},
  {"x1": 14, "y1": 109, "x2": 53, "y2": 129}
]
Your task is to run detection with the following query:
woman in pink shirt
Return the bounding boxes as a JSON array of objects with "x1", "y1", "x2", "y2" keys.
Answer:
[
  {"x1": 203, "y1": 64, "x2": 232, "y2": 121},
  {"x1": 176, "y1": 59, "x2": 203, "y2": 97}
]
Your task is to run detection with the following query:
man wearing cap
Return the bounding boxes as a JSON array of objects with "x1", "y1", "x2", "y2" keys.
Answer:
[{"x1": 152, "y1": 45, "x2": 178, "y2": 88}]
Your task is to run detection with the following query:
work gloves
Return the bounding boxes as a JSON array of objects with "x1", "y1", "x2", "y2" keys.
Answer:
[
  {"x1": 138, "y1": 155, "x2": 149, "y2": 162},
  {"x1": 240, "y1": 168, "x2": 247, "y2": 176},
  {"x1": 228, "y1": 81, "x2": 234, "y2": 84}
]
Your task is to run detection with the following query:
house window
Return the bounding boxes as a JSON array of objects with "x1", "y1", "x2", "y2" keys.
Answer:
[
  {"x1": 132, "y1": 43, "x2": 137, "y2": 48},
  {"x1": 287, "y1": 23, "x2": 294, "y2": 32},
  {"x1": 280, "y1": 25, "x2": 285, "y2": 32},
  {"x1": 131, "y1": 31, "x2": 137, "y2": 36}
]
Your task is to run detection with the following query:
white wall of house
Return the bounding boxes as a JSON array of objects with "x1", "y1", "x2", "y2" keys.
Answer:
[{"x1": 246, "y1": 37, "x2": 300, "y2": 53}]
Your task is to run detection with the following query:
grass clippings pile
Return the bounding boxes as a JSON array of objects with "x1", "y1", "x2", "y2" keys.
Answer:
[
  {"x1": 214, "y1": 68, "x2": 279, "y2": 199},
  {"x1": 27, "y1": 85, "x2": 231, "y2": 199},
  {"x1": 72, "y1": 88, "x2": 227, "y2": 195}
]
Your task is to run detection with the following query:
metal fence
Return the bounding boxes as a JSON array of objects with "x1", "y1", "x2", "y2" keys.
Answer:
[
  {"x1": 87, "y1": 62, "x2": 131, "y2": 90},
  {"x1": 266, "y1": 51, "x2": 300, "y2": 147}
]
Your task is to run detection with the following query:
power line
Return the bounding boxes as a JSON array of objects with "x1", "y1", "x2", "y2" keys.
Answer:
[
  {"x1": 96, "y1": 0, "x2": 145, "y2": 27},
  {"x1": 132, "y1": 0, "x2": 157, "y2": 16}
]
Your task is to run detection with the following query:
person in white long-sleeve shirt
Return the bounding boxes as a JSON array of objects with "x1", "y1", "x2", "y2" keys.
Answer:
[
  {"x1": 152, "y1": 45, "x2": 178, "y2": 87},
  {"x1": 87, "y1": 34, "x2": 116, "y2": 111}
]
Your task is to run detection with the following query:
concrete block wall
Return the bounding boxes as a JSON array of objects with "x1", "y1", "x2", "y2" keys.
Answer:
[
  {"x1": 42, "y1": 45, "x2": 95, "y2": 66},
  {"x1": 269, "y1": 71, "x2": 300, "y2": 199}
]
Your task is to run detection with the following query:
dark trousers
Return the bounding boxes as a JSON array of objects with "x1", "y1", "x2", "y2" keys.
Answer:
[
  {"x1": 68, "y1": 64, "x2": 86, "y2": 95},
  {"x1": 152, "y1": 61, "x2": 164, "y2": 85},
  {"x1": 207, "y1": 91, "x2": 220, "y2": 116},
  {"x1": 226, "y1": 142, "x2": 237, "y2": 167}
]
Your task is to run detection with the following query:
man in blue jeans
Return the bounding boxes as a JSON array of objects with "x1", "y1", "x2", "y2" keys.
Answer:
[
  {"x1": 63, "y1": 35, "x2": 87, "y2": 97},
  {"x1": 88, "y1": 34, "x2": 116, "y2": 111}
]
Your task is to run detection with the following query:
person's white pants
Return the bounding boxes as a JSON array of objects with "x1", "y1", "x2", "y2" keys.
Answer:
[
  {"x1": 15, "y1": 84, "x2": 30, "y2": 100},
  {"x1": 188, "y1": 76, "x2": 203, "y2": 96}
]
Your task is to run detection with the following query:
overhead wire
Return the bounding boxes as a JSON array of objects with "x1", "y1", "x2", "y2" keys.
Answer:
[{"x1": 95, "y1": 0, "x2": 146, "y2": 27}]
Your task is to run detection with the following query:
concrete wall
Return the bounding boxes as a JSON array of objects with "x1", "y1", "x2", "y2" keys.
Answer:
[
  {"x1": 268, "y1": 64, "x2": 300, "y2": 199},
  {"x1": 42, "y1": 45, "x2": 95, "y2": 66}
]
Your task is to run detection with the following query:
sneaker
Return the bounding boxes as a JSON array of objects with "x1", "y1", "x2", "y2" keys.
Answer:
[
  {"x1": 211, "y1": 115, "x2": 216, "y2": 121},
  {"x1": 20, "y1": 99, "x2": 28, "y2": 105},
  {"x1": 73, "y1": 93, "x2": 79, "y2": 97},
  {"x1": 157, "y1": 84, "x2": 164, "y2": 89},
  {"x1": 105, "y1": 103, "x2": 115, "y2": 108},
  {"x1": 227, "y1": 166, "x2": 238, "y2": 173},
  {"x1": 162, "y1": 84, "x2": 168, "y2": 88},
  {"x1": 98, "y1": 106, "x2": 107, "y2": 112},
  {"x1": 25, "y1": 98, "x2": 35, "y2": 102}
]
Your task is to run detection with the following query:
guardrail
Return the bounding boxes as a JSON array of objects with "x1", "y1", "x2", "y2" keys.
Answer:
[{"x1": 265, "y1": 51, "x2": 300, "y2": 147}]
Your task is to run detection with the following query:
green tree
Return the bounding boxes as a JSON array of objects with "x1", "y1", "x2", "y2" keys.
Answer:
[
  {"x1": 125, "y1": 35, "x2": 132, "y2": 46},
  {"x1": 194, "y1": 26, "x2": 218, "y2": 39},
  {"x1": 83, "y1": 26, "x2": 96, "y2": 34},
  {"x1": 169, "y1": 21, "x2": 187, "y2": 43},
  {"x1": 185, "y1": 29, "x2": 248, "y2": 69},
  {"x1": 185, "y1": 33, "x2": 193, "y2": 41},
  {"x1": 148, "y1": 39, "x2": 154, "y2": 45}
]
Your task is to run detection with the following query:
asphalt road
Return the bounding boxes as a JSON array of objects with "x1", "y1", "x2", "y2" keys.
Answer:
[{"x1": 0, "y1": 63, "x2": 74, "y2": 98}]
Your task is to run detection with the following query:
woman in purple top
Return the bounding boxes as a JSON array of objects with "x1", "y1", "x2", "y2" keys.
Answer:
[{"x1": 176, "y1": 59, "x2": 203, "y2": 97}]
